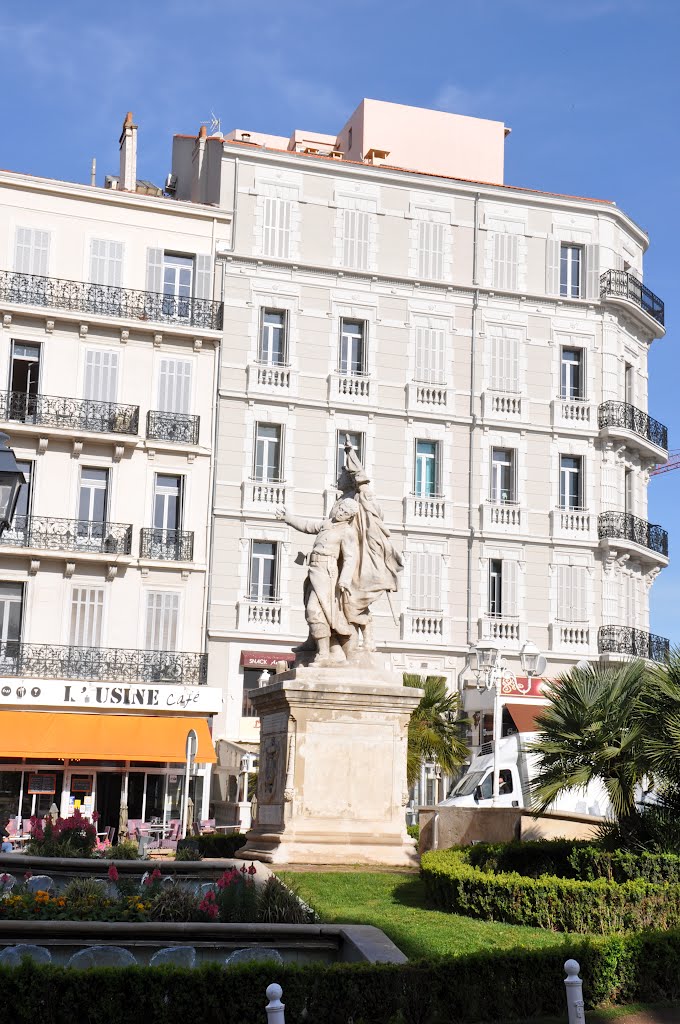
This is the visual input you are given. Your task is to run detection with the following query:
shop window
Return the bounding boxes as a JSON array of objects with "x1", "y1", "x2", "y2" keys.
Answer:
[{"x1": 242, "y1": 668, "x2": 264, "y2": 717}]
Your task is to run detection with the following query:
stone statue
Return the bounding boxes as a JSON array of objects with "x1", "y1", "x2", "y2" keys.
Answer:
[{"x1": 276, "y1": 438, "x2": 403, "y2": 665}]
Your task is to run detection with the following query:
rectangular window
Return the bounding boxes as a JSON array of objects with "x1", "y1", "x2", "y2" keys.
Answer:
[
  {"x1": 254, "y1": 424, "x2": 282, "y2": 482},
  {"x1": 560, "y1": 348, "x2": 585, "y2": 400},
  {"x1": 145, "y1": 592, "x2": 179, "y2": 651},
  {"x1": 625, "y1": 362, "x2": 634, "y2": 406},
  {"x1": 557, "y1": 565, "x2": 587, "y2": 623},
  {"x1": 624, "y1": 468, "x2": 634, "y2": 516},
  {"x1": 409, "y1": 552, "x2": 442, "y2": 612},
  {"x1": 492, "y1": 232, "x2": 519, "y2": 291},
  {"x1": 84, "y1": 349, "x2": 119, "y2": 404},
  {"x1": 162, "y1": 254, "x2": 193, "y2": 318},
  {"x1": 78, "y1": 468, "x2": 109, "y2": 524},
  {"x1": 242, "y1": 668, "x2": 262, "y2": 717},
  {"x1": 263, "y1": 197, "x2": 292, "y2": 259},
  {"x1": 339, "y1": 320, "x2": 366, "y2": 375},
  {"x1": 6, "y1": 461, "x2": 32, "y2": 543},
  {"x1": 0, "y1": 583, "x2": 23, "y2": 651},
  {"x1": 69, "y1": 587, "x2": 104, "y2": 647},
  {"x1": 153, "y1": 474, "x2": 182, "y2": 531},
  {"x1": 342, "y1": 208, "x2": 370, "y2": 270},
  {"x1": 489, "y1": 328, "x2": 519, "y2": 393},
  {"x1": 259, "y1": 310, "x2": 287, "y2": 365},
  {"x1": 336, "y1": 431, "x2": 364, "y2": 479},
  {"x1": 249, "y1": 542, "x2": 278, "y2": 602},
  {"x1": 14, "y1": 228, "x2": 50, "y2": 276},
  {"x1": 559, "y1": 455, "x2": 583, "y2": 510},
  {"x1": 414, "y1": 324, "x2": 446, "y2": 384},
  {"x1": 417, "y1": 220, "x2": 445, "y2": 280},
  {"x1": 158, "y1": 358, "x2": 192, "y2": 415},
  {"x1": 10, "y1": 342, "x2": 41, "y2": 399},
  {"x1": 414, "y1": 441, "x2": 439, "y2": 497},
  {"x1": 560, "y1": 244, "x2": 582, "y2": 298},
  {"x1": 491, "y1": 448, "x2": 516, "y2": 503},
  {"x1": 488, "y1": 559, "x2": 518, "y2": 617},
  {"x1": 89, "y1": 239, "x2": 123, "y2": 287}
]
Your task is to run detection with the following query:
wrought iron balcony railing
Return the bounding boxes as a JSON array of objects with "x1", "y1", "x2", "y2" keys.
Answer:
[
  {"x1": 0, "y1": 641, "x2": 207, "y2": 684},
  {"x1": 598, "y1": 401, "x2": 668, "y2": 452},
  {"x1": 0, "y1": 269, "x2": 223, "y2": 330},
  {"x1": 598, "y1": 625, "x2": 669, "y2": 663},
  {"x1": 146, "y1": 410, "x2": 200, "y2": 445},
  {"x1": 600, "y1": 269, "x2": 664, "y2": 327},
  {"x1": 140, "y1": 528, "x2": 194, "y2": 561},
  {"x1": 0, "y1": 390, "x2": 139, "y2": 436},
  {"x1": 0, "y1": 516, "x2": 133, "y2": 555},
  {"x1": 598, "y1": 511, "x2": 668, "y2": 558}
]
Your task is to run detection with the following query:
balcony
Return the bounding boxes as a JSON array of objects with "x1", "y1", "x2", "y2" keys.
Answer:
[
  {"x1": 482, "y1": 500, "x2": 524, "y2": 534},
  {"x1": 237, "y1": 598, "x2": 284, "y2": 632},
  {"x1": 551, "y1": 396, "x2": 594, "y2": 430},
  {"x1": 480, "y1": 615, "x2": 522, "y2": 645},
  {"x1": 140, "y1": 528, "x2": 194, "y2": 562},
  {"x1": 403, "y1": 494, "x2": 451, "y2": 528},
  {"x1": 600, "y1": 270, "x2": 664, "y2": 331},
  {"x1": 598, "y1": 401, "x2": 668, "y2": 459},
  {"x1": 243, "y1": 480, "x2": 287, "y2": 513},
  {"x1": 146, "y1": 410, "x2": 200, "y2": 446},
  {"x1": 481, "y1": 391, "x2": 526, "y2": 423},
  {"x1": 598, "y1": 511, "x2": 668, "y2": 562},
  {"x1": 0, "y1": 641, "x2": 207, "y2": 683},
  {"x1": 406, "y1": 381, "x2": 453, "y2": 416},
  {"x1": 0, "y1": 516, "x2": 132, "y2": 556},
  {"x1": 402, "y1": 611, "x2": 445, "y2": 642},
  {"x1": 550, "y1": 507, "x2": 594, "y2": 542},
  {"x1": 328, "y1": 371, "x2": 372, "y2": 405},
  {"x1": 550, "y1": 623, "x2": 591, "y2": 651},
  {"x1": 598, "y1": 625, "x2": 669, "y2": 663},
  {"x1": 0, "y1": 391, "x2": 139, "y2": 437},
  {"x1": 246, "y1": 362, "x2": 295, "y2": 397},
  {"x1": 0, "y1": 269, "x2": 224, "y2": 331}
]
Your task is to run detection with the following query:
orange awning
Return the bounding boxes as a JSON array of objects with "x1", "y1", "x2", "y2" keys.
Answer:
[
  {"x1": 0, "y1": 711, "x2": 216, "y2": 763},
  {"x1": 506, "y1": 703, "x2": 542, "y2": 734}
]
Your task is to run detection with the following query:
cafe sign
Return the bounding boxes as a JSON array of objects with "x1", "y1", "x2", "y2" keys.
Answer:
[{"x1": 0, "y1": 679, "x2": 223, "y2": 715}]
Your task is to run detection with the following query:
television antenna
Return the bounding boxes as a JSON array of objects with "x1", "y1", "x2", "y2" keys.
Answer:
[{"x1": 200, "y1": 112, "x2": 222, "y2": 136}]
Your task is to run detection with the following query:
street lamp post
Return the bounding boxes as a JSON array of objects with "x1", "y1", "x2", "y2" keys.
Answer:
[
  {"x1": 0, "y1": 433, "x2": 26, "y2": 536},
  {"x1": 181, "y1": 728, "x2": 198, "y2": 840},
  {"x1": 468, "y1": 639, "x2": 545, "y2": 806}
]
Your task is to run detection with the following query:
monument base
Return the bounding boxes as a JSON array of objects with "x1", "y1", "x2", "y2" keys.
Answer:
[{"x1": 239, "y1": 665, "x2": 422, "y2": 867}]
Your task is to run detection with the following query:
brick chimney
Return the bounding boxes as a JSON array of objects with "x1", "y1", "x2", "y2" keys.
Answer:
[{"x1": 119, "y1": 111, "x2": 138, "y2": 192}]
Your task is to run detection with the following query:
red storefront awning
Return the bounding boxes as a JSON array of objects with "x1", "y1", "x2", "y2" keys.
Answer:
[{"x1": 240, "y1": 650, "x2": 295, "y2": 668}]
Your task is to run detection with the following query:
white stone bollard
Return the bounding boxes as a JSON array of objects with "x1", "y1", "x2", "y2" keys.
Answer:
[
  {"x1": 564, "y1": 959, "x2": 585, "y2": 1023},
  {"x1": 266, "y1": 983, "x2": 285, "y2": 1024}
]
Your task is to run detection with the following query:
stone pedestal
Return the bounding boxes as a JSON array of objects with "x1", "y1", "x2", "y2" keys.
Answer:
[{"x1": 239, "y1": 665, "x2": 422, "y2": 866}]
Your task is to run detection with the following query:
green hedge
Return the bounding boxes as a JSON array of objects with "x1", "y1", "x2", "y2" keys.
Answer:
[
  {"x1": 467, "y1": 838, "x2": 680, "y2": 884},
  {"x1": 190, "y1": 833, "x2": 246, "y2": 858},
  {"x1": 3, "y1": 931, "x2": 680, "y2": 1022},
  {"x1": 421, "y1": 848, "x2": 680, "y2": 933}
]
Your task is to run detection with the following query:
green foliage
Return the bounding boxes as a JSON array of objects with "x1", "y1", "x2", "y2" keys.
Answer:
[
  {"x1": 406, "y1": 824, "x2": 420, "y2": 841},
  {"x1": 529, "y1": 659, "x2": 649, "y2": 817},
  {"x1": 257, "y1": 876, "x2": 316, "y2": 925},
  {"x1": 148, "y1": 881, "x2": 203, "y2": 922},
  {"x1": 61, "y1": 878, "x2": 108, "y2": 903},
  {"x1": 191, "y1": 832, "x2": 246, "y2": 858},
  {"x1": 421, "y1": 847, "x2": 680, "y2": 934},
  {"x1": 4, "y1": 932, "x2": 680, "y2": 1021},
  {"x1": 404, "y1": 674, "x2": 468, "y2": 788},
  {"x1": 174, "y1": 843, "x2": 202, "y2": 861},
  {"x1": 214, "y1": 866, "x2": 259, "y2": 922},
  {"x1": 104, "y1": 840, "x2": 139, "y2": 860}
]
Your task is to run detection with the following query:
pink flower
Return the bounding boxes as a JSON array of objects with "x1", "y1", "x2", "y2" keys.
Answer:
[
  {"x1": 151, "y1": 868, "x2": 162, "y2": 881},
  {"x1": 92, "y1": 811, "x2": 100, "y2": 822},
  {"x1": 107, "y1": 864, "x2": 119, "y2": 883},
  {"x1": 143, "y1": 876, "x2": 152, "y2": 886},
  {"x1": 23, "y1": 871, "x2": 32, "y2": 881},
  {"x1": 240, "y1": 865, "x2": 247, "y2": 874},
  {"x1": 247, "y1": 865, "x2": 256, "y2": 876}
]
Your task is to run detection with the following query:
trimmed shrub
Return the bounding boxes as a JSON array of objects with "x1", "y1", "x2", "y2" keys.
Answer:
[
  {"x1": 2, "y1": 931, "x2": 680, "y2": 1021},
  {"x1": 421, "y1": 847, "x2": 680, "y2": 933},
  {"x1": 104, "y1": 840, "x2": 139, "y2": 860},
  {"x1": 406, "y1": 824, "x2": 420, "y2": 841},
  {"x1": 192, "y1": 832, "x2": 246, "y2": 858}
]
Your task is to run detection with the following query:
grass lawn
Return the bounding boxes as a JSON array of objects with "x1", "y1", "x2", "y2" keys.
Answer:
[{"x1": 280, "y1": 871, "x2": 574, "y2": 960}]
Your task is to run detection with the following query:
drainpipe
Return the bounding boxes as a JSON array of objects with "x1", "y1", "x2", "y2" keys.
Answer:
[
  {"x1": 228, "y1": 156, "x2": 239, "y2": 252},
  {"x1": 466, "y1": 193, "x2": 481, "y2": 647}
]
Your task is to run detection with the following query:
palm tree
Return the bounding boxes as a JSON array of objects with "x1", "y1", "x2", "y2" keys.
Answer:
[
  {"x1": 404, "y1": 674, "x2": 468, "y2": 789},
  {"x1": 529, "y1": 659, "x2": 649, "y2": 818},
  {"x1": 639, "y1": 649, "x2": 680, "y2": 787}
]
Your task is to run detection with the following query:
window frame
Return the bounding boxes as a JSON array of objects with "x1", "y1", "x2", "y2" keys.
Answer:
[
  {"x1": 559, "y1": 455, "x2": 584, "y2": 510},
  {"x1": 253, "y1": 423, "x2": 283, "y2": 483},
  {"x1": 249, "y1": 541, "x2": 279, "y2": 603},
  {"x1": 258, "y1": 309, "x2": 288, "y2": 366},
  {"x1": 490, "y1": 448, "x2": 516, "y2": 504},
  {"x1": 488, "y1": 559, "x2": 503, "y2": 617},
  {"x1": 339, "y1": 319, "x2": 367, "y2": 376},
  {"x1": 560, "y1": 347, "x2": 585, "y2": 400},
  {"x1": 153, "y1": 473, "x2": 183, "y2": 532},
  {"x1": 560, "y1": 244, "x2": 582, "y2": 299},
  {"x1": 336, "y1": 430, "x2": 365, "y2": 480},
  {"x1": 414, "y1": 440, "x2": 439, "y2": 498}
]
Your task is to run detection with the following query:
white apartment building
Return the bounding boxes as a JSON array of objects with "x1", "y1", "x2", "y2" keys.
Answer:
[
  {"x1": 170, "y1": 98, "x2": 669, "y2": 786},
  {"x1": 0, "y1": 116, "x2": 227, "y2": 835}
]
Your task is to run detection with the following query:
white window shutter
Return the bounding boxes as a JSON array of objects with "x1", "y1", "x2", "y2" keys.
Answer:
[
  {"x1": 33, "y1": 231, "x2": 50, "y2": 276},
  {"x1": 574, "y1": 567, "x2": 587, "y2": 622},
  {"x1": 557, "y1": 565, "x2": 568, "y2": 621},
  {"x1": 145, "y1": 592, "x2": 179, "y2": 651},
  {"x1": 90, "y1": 240, "x2": 123, "y2": 287},
  {"x1": 507, "y1": 235, "x2": 519, "y2": 291},
  {"x1": 502, "y1": 560, "x2": 518, "y2": 616},
  {"x1": 507, "y1": 331, "x2": 519, "y2": 392},
  {"x1": 585, "y1": 244, "x2": 600, "y2": 300},
  {"x1": 342, "y1": 209, "x2": 356, "y2": 267},
  {"x1": 433, "y1": 328, "x2": 445, "y2": 383},
  {"x1": 415, "y1": 327, "x2": 426, "y2": 382},
  {"x1": 146, "y1": 248, "x2": 163, "y2": 293},
  {"x1": 158, "y1": 358, "x2": 192, "y2": 414},
  {"x1": 546, "y1": 236, "x2": 560, "y2": 295},
  {"x1": 601, "y1": 464, "x2": 622, "y2": 513},
  {"x1": 84, "y1": 350, "x2": 119, "y2": 403},
  {"x1": 493, "y1": 233, "x2": 518, "y2": 291},
  {"x1": 15, "y1": 228, "x2": 32, "y2": 273},
  {"x1": 417, "y1": 221, "x2": 429, "y2": 279},
  {"x1": 490, "y1": 332, "x2": 501, "y2": 390},
  {"x1": 15, "y1": 228, "x2": 50, "y2": 276},
  {"x1": 492, "y1": 232, "x2": 503, "y2": 289},
  {"x1": 429, "y1": 553, "x2": 442, "y2": 611},
  {"x1": 194, "y1": 254, "x2": 212, "y2": 300},
  {"x1": 357, "y1": 211, "x2": 369, "y2": 270},
  {"x1": 263, "y1": 198, "x2": 291, "y2": 259},
  {"x1": 70, "y1": 587, "x2": 104, "y2": 647}
]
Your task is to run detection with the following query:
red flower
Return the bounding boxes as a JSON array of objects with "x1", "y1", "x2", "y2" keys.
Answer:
[
  {"x1": 23, "y1": 871, "x2": 32, "y2": 881},
  {"x1": 150, "y1": 868, "x2": 162, "y2": 881},
  {"x1": 247, "y1": 865, "x2": 257, "y2": 876},
  {"x1": 107, "y1": 864, "x2": 119, "y2": 883},
  {"x1": 240, "y1": 864, "x2": 247, "y2": 874},
  {"x1": 92, "y1": 811, "x2": 100, "y2": 822}
]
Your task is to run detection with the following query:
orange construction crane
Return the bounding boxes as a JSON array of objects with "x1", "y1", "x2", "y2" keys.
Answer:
[{"x1": 651, "y1": 451, "x2": 680, "y2": 476}]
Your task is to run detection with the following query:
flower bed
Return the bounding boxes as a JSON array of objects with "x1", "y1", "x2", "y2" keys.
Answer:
[
  {"x1": 0, "y1": 865, "x2": 314, "y2": 926},
  {"x1": 25, "y1": 809, "x2": 97, "y2": 858},
  {"x1": 421, "y1": 846, "x2": 680, "y2": 934}
]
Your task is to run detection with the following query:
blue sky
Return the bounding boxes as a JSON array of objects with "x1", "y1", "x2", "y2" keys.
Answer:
[{"x1": 0, "y1": 0, "x2": 678, "y2": 641}]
